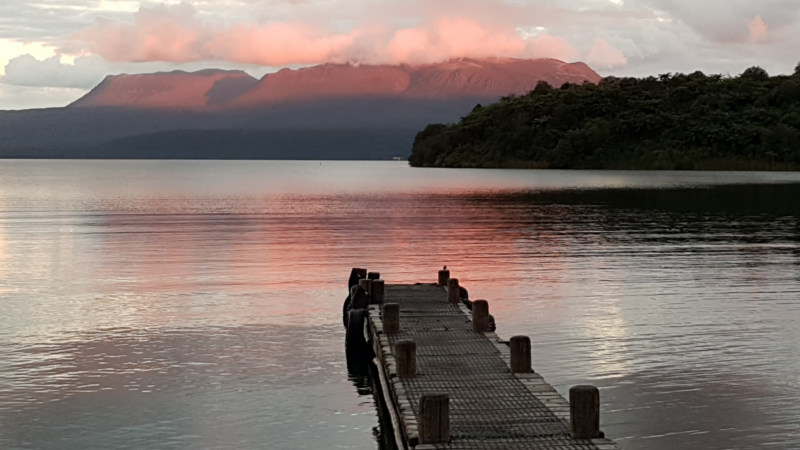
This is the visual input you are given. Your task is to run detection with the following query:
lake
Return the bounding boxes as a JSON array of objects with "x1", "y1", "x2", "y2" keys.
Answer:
[{"x1": 1, "y1": 160, "x2": 799, "y2": 449}]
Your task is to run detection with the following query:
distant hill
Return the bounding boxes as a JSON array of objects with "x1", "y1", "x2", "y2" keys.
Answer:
[
  {"x1": 1, "y1": 58, "x2": 601, "y2": 159},
  {"x1": 68, "y1": 69, "x2": 259, "y2": 109}
]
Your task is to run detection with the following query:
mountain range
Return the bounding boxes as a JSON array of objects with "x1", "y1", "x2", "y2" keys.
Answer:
[{"x1": 0, "y1": 58, "x2": 601, "y2": 159}]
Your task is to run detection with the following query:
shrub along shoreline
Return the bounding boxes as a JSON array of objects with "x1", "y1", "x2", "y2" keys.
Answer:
[{"x1": 409, "y1": 66, "x2": 800, "y2": 170}]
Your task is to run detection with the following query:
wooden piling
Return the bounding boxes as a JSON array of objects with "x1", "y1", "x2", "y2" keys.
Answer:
[
  {"x1": 472, "y1": 299, "x2": 490, "y2": 332},
  {"x1": 395, "y1": 340, "x2": 416, "y2": 379},
  {"x1": 570, "y1": 385, "x2": 601, "y2": 439},
  {"x1": 510, "y1": 335, "x2": 532, "y2": 374},
  {"x1": 419, "y1": 394, "x2": 450, "y2": 444},
  {"x1": 447, "y1": 278, "x2": 460, "y2": 304},
  {"x1": 438, "y1": 269, "x2": 450, "y2": 286},
  {"x1": 383, "y1": 303, "x2": 399, "y2": 334},
  {"x1": 368, "y1": 271, "x2": 381, "y2": 280},
  {"x1": 371, "y1": 279, "x2": 385, "y2": 305}
]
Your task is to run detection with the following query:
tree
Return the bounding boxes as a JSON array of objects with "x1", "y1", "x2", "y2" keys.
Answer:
[
  {"x1": 741, "y1": 66, "x2": 769, "y2": 79},
  {"x1": 533, "y1": 80, "x2": 553, "y2": 93},
  {"x1": 794, "y1": 61, "x2": 800, "y2": 76}
]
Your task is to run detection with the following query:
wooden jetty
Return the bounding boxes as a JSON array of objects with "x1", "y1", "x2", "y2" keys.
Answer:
[{"x1": 344, "y1": 268, "x2": 621, "y2": 450}]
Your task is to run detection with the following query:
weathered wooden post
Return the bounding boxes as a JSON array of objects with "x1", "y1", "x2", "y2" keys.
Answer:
[
  {"x1": 510, "y1": 335, "x2": 532, "y2": 373},
  {"x1": 570, "y1": 385, "x2": 601, "y2": 439},
  {"x1": 396, "y1": 340, "x2": 416, "y2": 379},
  {"x1": 447, "y1": 278, "x2": 460, "y2": 304},
  {"x1": 359, "y1": 278, "x2": 372, "y2": 303},
  {"x1": 383, "y1": 303, "x2": 399, "y2": 334},
  {"x1": 368, "y1": 271, "x2": 380, "y2": 280},
  {"x1": 472, "y1": 299, "x2": 490, "y2": 332},
  {"x1": 419, "y1": 394, "x2": 450, "y2": 444},
  {"x1": 371, "y1": 279, "x2": 385, "y2": 305},
  {"x1": 438, "y1": 268, "x2": 450, "y2": 286}
]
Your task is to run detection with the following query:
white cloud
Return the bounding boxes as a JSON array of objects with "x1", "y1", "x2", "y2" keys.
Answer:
[
  {"x1": 0, "y1": 82, "x2": 85, "y2": 110},
  {"x1": 2, "y1": 54, "x2": 107, "y2": 88}
]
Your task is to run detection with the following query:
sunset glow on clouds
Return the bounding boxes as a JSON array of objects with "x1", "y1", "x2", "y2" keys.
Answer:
[
  {"x1": 1, "y1": 0, "x2": 799, "y2": 109},
  {"x1": 66, "y1": 4, "x2": 586, "y2": 66}
]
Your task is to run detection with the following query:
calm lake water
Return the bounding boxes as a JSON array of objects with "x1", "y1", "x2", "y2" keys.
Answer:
[{"x1": 1, "y1": 160, "x2": 800, "y2": 449}]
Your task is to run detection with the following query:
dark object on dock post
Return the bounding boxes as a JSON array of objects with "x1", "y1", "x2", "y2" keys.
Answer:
[
  {"x1": 472, "y1": 300, "x2": 490, "y2": 332},
  {"x1": 368, "y1": 271, "x2": 381, "y2": 280},
  {"x1": 359, "y1": 278, "x2": 373, "y2": 303},
  {"x1": 343, "y1": 268, "x2": 368, "y2": 327},
  {"x1": 510, "y1": 336, "x2": 532, "y2": 373},
  {"x1": 395, "y1": 340, "x2": 416, "y2": 379},
  {"x1": 570, "y1": 385, "x2": 602, "y2": 439},
  {"x1": 383, "y1": 303, "x2": 400, "y2": 334},
  {"x1": 438, "y1": 267, "x2": 450, "y2": 285},
  {"x1": 371, "y1": 279, "x2": 385, "y2": 305},
  {"x1": 447, "y1": 278, "x2": 460, "y2": 304},
  {"x1": 345, "y1": 308, "x2": 373, "y2": 361},
  {"x1": 349, "y1": 267, "x2": 366, "y2": 290},
  {"x1": 419, "y1": 394, "x2": 450, "y2": 444},
  {"x1": 351, "y1": 285, "x2": 369, "y2": 310}
]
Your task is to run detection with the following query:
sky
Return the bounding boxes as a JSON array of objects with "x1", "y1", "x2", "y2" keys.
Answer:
[{"x1": 1, "y1": 0, "x2": 798, "y2": 110}]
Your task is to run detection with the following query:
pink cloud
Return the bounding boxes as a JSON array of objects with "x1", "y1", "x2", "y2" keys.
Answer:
[
  {"x1": 72, "y1": 3, "x2": 208, "y2": 62},
  {"x1": 67, "y1": 3, "x2": 584, "y2": 67},
  {"x1": 748, "y1": 15, "x2": 768, "y2": 42},
  {"x1": 525, "y1": 34, "x2": 581, "y2": 62},
  {"x1": 205, "y1": 23, "x2": 357, "y2": 66},
  {"x1": 386, "y1": 19, "x2": 532, "y2": 64},
  {"x1": 586, "y1": 38, "x2": 627, "y2": 68}
]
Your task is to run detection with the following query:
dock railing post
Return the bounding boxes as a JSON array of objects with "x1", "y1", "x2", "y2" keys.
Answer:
[
  {"x1": 396, "y1": 340, "x2": 416, "y2": 379},
  {"x1": 383, "y1": 303, "x2": 399, "y2": 334},
  {"x1": 438, "y1": 269, "x2": 450, "y2": 286},
  {"x1": 419, "y1": 394, "x2": 450, "y2": 444},
  {"x1": 570, "y1": 385, "x2": 602, "y2": 439},
  {"x1": 368, "y1": 271, "x2": 380, "y2": 280},
  {"x1": 510, "y1": 336, "x2": 532, "y2": 373},
  {"x1": 447, "y1": 278, "x2": 460, "y2": 304},
  {"x1": 371, "y1": 279, "x2": 385, "y2": 305},
  {"x1": 472, "y1": 300, "x2": 490, "y2": 332}
]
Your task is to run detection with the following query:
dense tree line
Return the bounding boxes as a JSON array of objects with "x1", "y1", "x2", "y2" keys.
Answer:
[{"x1": 409, "y1": 65, "x2": 800, "y2": 169}]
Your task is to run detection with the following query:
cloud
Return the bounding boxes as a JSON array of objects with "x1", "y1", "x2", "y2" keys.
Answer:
[
  {"x1": 748, "y1": 15, "x2": 768, "y2": 42},
  {"x1": 384, "y1": 18, "x2": 576, "y2": 64},
  {"x1": 639, "y1": 0, "x2": 797, "y2": 43},
  {"x1": 205, "y1": 22, "x2": 358, "y2": 66},
  {"x1": 66, "y1": 2, "x2": 583, "y2": 66},
  {"x1": 0, "y1": 82, "x2": 86, "y2": 110},
  {"x1": 71, "y1": 3, "x2": 209, "y2": 62},
  {"x1": 586, "y1": 38, "x2": 628, "y2": 68},
  {"x1": 2, "y1": 54, "x2": 107, "y2": 88}
]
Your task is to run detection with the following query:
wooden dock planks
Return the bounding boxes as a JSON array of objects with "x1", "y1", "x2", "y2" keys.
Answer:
[{"x1": 366, "y1": 283, "x2": 621, "y2": 450}]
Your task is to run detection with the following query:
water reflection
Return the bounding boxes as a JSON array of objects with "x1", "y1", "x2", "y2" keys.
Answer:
[
  {"x1": 1, "y1": 324, "x2": 378, "y2": 449},
  {"x1": 2, "y1": 161, "x2": 800, "y2": 449}
]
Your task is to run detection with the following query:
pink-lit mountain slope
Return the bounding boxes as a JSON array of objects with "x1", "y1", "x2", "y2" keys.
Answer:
[
  {"x1": 231, "y1": 57, "x2": 600, "y2": 106},
  {"x1": 403, "y1": 58, "x2": 600, "y2": 98},
  {"x1": 70, "y1": 58, "x2": 601, "y2": 109},
  {"x1": 69, "y1": 69, "x2": 259, "y2": 109}
]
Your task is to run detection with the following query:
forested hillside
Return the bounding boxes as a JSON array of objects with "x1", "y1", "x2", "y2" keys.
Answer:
[{"x1": 409, "y1": 66, "x2": 800, "y2": 170}]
